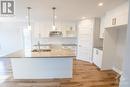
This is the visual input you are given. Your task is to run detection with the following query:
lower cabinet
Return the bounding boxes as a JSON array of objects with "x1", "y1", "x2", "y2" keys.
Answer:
[{"x1": 93, "y1": 48, "x2": 103, "y2": 68}]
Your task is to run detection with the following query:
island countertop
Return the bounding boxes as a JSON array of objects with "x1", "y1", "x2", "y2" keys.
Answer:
[{"x1": 4, "y1": 49, "x2": 76, "y2": 58}]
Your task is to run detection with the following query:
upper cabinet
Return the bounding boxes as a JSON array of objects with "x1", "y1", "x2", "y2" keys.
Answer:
[
  {"x1": 33, "y1": 22, "x2": 50, "y2": 38},
  {"x1": 61, "y1": 25, "x2": 77, "y2": 37},
  {"x1": 32, "y1": 22, "x2": 77, "y2": 38},
  {"x1": 100, "y1": 1, "x2": 128, "y2": 38},
  {"x1": 105, "y1": 2, "x2": 128, "y2": 28}
]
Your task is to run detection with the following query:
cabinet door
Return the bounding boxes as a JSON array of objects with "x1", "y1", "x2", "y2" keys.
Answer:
[
  {"x1": 93, "y1": 48, "x2": 103, "y2": 68},
  {"x1": 116, "y1": 11, "x2": 128, "y2": 26},
  {"x1": 105, "y1": 2, "x2": 128, "y2": 28},
  {"x1": 97, "y1": 50, "x2": 103, "y2": 68},
  {"x1": 93, "y1": 48, "x2": 98, "y2": 65},
  {"x1": 40, "y1": 23, "x2": 50, "y2": 38},
  {"x1": 33, "y1": 23, "x2": 50, "y2": 38},
  {"x1": 77, "y1": 19, "x2": 93, "y2": 62},
  {"x1": 33, "y1": 23, "x2": 40, "y2": 38}
]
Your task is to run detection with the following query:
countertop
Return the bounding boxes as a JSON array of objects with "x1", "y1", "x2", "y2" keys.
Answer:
[
  {"x1": 94, "y1": 47, "x2": 103, "y2": 51},
  {"x1": 3, "y1": 49, "x2": 76, "y2": 58},
  {"x1": 33, "y1": 44, "x2": 77, "y2": 46}
]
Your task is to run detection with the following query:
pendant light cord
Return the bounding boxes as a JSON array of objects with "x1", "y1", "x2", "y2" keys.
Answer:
[
  {"x1": 27, "y1": 7, "x2": 32, "y2": 26},
  {"x1": 52, "y1": 7, "x2": 56, "y2": 30}
]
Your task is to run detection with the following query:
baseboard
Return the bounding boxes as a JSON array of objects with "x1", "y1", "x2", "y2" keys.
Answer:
[{"x1": 112, "y1": 67, "x2": 122, "y2": 75}]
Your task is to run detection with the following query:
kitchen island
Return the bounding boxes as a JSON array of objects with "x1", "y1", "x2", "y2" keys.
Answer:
[{"x1": 5, "y1": 49, "x2": 75, "y2": 79}]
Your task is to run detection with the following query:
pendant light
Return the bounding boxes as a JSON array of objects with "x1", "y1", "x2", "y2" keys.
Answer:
[
  {"x1": 49, "y1": 7, "x2": 63, "y2": 37},
  {"x1": 23, "y1": 7, "x2": 32, "y2": 50},
  {"x1": 27, "y1": 7, "x2": 32, "y2": 30},
  {"x1": 52, "y1": 7, "x2": 56, "y2": 30}
]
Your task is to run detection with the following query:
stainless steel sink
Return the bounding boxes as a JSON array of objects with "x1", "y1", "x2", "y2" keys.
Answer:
[{"x1": 32, "y1": 49, "x2": 51, "y2": 52}]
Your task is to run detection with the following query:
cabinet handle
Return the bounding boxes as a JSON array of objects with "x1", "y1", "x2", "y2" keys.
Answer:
[
  {"x1": 96, "y1": 50, "x2": 98, "y2": 55},
  {"x1": 79, "y1": 45, "x2": 82, "y2": 47}
]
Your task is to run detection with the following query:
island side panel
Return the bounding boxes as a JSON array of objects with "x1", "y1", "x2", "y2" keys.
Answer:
[{"x1": 11, "y1": 58, "x2": 73, "y2": 79}]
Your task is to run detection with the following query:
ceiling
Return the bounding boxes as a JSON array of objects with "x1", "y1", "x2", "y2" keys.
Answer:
[{"x1": 15, "y1": 0, "x2": 128, "y2": 22}]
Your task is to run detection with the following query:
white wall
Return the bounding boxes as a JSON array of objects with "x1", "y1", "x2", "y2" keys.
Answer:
[
  {"x1": 102, "y1": 28, "x2": 117, "y2": 70},
  {"x1": 0, "y1": 21, "x2": 25, "y2": 56},
  {"x1": 113, "y1": 28, "x2": 127, "y2": 74}
]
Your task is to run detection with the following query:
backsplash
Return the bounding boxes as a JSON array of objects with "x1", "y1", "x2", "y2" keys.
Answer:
[{"x1": 32, "y1": 37, "x2": 77, "y2": 46}]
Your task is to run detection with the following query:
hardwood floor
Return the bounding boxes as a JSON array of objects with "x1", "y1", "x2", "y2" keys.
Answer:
[{"x1": 0, "y1": 59, "x2": 119, "y2": 87}]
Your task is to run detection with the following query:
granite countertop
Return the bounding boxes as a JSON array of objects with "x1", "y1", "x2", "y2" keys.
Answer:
[
  {"x1": 4, "y1": 49, "x2": 76, "y2": 58},
  {"x1": 33, "y1": 44, "x2": 77, "y2": 46},
  {"x1": 94, "y1": 47, "x2": 103, "y2": 50}
]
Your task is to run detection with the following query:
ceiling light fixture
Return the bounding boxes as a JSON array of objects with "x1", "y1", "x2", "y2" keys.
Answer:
[
  {"x1": 27, "y1": 7, "x2": 32, "y2": 30},
  {"x1": 52, "y1": 7, "x2": 56, "y2": 30},
  {"x1": 98, "y1": 2, "x2": 104, "y2": 6},
  {"x1": 81, "y1": 17, "x2": 86, "y2": 20},
  {"x1": 49, "y1": 7, "x2": 63, "y2": 37}
]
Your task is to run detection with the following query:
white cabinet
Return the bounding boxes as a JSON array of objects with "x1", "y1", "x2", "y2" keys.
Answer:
[
  {"x1": 33, "y1": 22, "x2": 77, "y2": 38},
  {"x1": 105, "y1": 2, "x2": 128, "y2": 28},
  {"x1": 61, "y1": 26, "x2": 77, "y2": 37},
  {"x1": 99, "y1": 2, "x2": 128, "y2": 39},
  {"x1": 33, "y1": 23, "x2": 50, "y2": 38},
  {"x1": 93, "y1": 48, "x2": 103, "y2": 68}
]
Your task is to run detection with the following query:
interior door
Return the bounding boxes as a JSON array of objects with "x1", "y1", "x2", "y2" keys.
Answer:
[{"x1": 77, "y1": 20, "x2": 93, "y2": 62}]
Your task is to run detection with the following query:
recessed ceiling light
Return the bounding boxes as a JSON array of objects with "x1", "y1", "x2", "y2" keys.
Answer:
[
  {"x1": 55, "y1": 16, "x2": 57, "y2": 19},
  {"x1": 98, "y1": 2, "x2": 103, "y2": 6},
  {"x1": 81, "y1": 17, "x2": 86, "y2": 20}
]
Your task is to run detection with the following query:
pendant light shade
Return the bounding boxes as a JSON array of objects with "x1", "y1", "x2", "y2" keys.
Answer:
[
  {"x1": 52, "y1": 7, "x2": 56, "y2": 30},
  {"x1": 27, "y1": 7, "x2": 32, "y2": 30},
  {"x1": 49, "y1": 7, "x2": 63, "y2": 37}
]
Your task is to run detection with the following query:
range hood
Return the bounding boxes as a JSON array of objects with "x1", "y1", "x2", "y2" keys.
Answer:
[
  {"x1": 49, "y1": 7, "x2": 62, "y2": 37},
  {"x1": 49, "y1": 31, "x2": 63, "y2": 37}
]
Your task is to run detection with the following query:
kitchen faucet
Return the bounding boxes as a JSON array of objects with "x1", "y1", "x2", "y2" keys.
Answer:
[{"x1": 37, "y1": 41, "x2": 41, "y2": 51}]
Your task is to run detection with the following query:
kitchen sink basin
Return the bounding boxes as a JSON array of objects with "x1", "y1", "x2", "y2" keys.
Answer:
[{"x1": 32, "y1": 49, "x2": 51, "y2": 52}]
